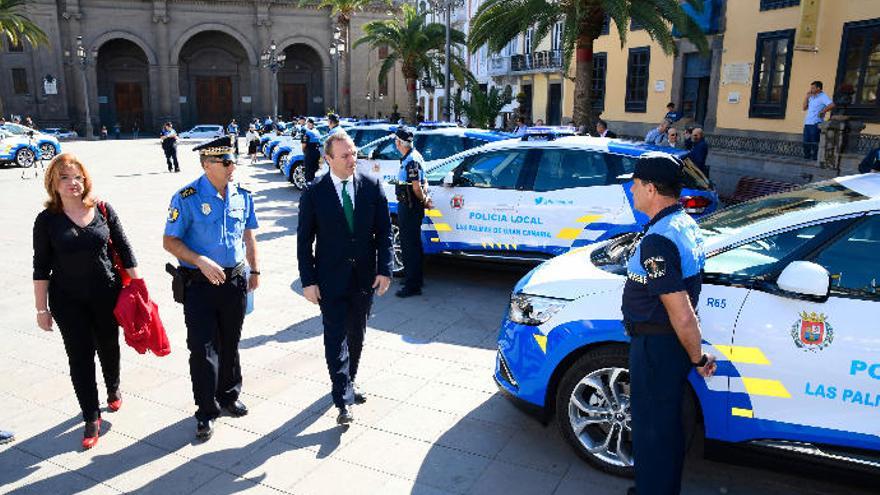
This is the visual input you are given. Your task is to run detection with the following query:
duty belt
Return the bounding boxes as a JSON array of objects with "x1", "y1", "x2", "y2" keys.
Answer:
[
  {"x1": 624, "y1": 321, "x2": 675, "y2": 336},
  {"x1": 182, "y1": 262, "x2": 246, "y2": 285}
]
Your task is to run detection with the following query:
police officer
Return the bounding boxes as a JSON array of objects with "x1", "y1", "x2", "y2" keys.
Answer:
[
  {"x1": 163, "y1": 136, "x2": 260, "y2": 440},
  {"x1": 301, "y1": 118, "x2": 323, "y2": 183},
  {"x1": 160, "y1": 122, "x2": 180, "y2": 173},
  {"x1": 393, "y1": 128, "x2": 432, "y2": 298},
  {"x1": 622, "y1": 153, "x2": 716, "y2": 495},
  {"x1": 326, "y1": 112, "x2": 344, "y2": 136},
  {"x1": 226, "y1": 119, "x2": 240, "y2": 156}
]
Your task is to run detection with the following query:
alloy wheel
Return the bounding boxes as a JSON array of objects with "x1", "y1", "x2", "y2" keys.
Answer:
[{"x1": 567, "y1": 366, "x2": 633, "y2": 468}]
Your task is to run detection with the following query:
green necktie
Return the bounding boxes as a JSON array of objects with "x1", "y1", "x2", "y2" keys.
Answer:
[{"x1": 341, "y1": 180, "x2": 354, "y2": 233}]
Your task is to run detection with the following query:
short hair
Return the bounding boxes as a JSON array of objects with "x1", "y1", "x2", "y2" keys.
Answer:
[
  {"x1": 396, "y1": 137, "x2": 413, "y2": 149},
  {"x1": 596, "y1": 119, "x2": 608, "y2": 128},
  {"x1": 667, "y1": 102, "x2": 675, "y2": 109},
  {"x1": 44, "y1": 153, "x2": 95, "y2": 212},
  {"x1": 661, "y1": 118, "x2": 673, "y2": 126},
  {"x1": 323, "y1": 131, "x2": 353, "y2": 157},
  {"x1": 651, "y1": 180, "x2": 682, "y2": 198},
  {"x1": 812, "y1": 81, "x2": 823, "y2": 89}
]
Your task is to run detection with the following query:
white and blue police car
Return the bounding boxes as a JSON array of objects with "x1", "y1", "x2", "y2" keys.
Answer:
[
  {"x1": 0, "y1": 129, "x2": 42, "y2": 167},
  {"x1": 0, "y1": 122, "x2": 61, "y2": 161},
  {"x1": 495, "y1": 173, "x2": 880, "y2": 476},
  {"x1": 382, "y1": 129, "x2": 717, "y2": 274}
]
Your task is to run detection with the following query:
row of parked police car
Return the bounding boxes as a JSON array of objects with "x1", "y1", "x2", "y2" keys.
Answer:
[
  {"x1": 262, "y1": 119, "x2": 879, "y2": 479},
  {"x1": 0, "y1": 122, "x2": 63, "y2": 167}
]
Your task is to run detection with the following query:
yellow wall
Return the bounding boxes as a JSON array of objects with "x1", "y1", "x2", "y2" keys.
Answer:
[
  {"x1": 717, "y1": 0, "x2": 879, "y2": 134},
  {"x1": 532, "y1": 75, "x2": 549, "y2": 122}
]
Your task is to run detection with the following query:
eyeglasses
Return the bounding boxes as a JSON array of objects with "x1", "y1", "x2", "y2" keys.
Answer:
[{"x1": 210, "y1": 159, "x2": 235, "y2": 167}]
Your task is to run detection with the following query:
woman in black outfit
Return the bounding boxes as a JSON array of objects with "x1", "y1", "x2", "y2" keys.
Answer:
[{"x1": 33, "y1": 153, "x2": 139, "y2": 449}]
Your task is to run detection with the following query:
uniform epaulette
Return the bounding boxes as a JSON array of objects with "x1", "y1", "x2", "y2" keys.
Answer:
[{"x1": 179, "y1": 186, "x2": 197, "y2": 198}]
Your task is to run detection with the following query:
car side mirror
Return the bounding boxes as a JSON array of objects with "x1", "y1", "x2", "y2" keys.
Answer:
[
  {"x1": 367, "y1": 148, "x2": 377, "y2": 160},
  {"x1": 443, "y1": 172, "x2": 455, "y2": 187},
  {"x1": 775, "y1": 261, "x2": 830, "y2": 301}
]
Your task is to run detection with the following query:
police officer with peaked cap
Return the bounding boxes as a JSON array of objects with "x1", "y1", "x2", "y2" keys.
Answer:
[
  {"x1": 393, "y1": 127, "x2": 431, "y2": 297},
  {"x1": 301, "y1": 118, "x2": 323, "y2": 183},
  {"x1": 162, "y1": 135, "x2": 260, "y2": 440},
  {"x1": 622, "y1": 153, "x2": 717, "y2": 495}
]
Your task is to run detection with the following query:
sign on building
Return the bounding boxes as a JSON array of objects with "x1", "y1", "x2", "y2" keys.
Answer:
[
  {"x1": 722, "y1": 63, "x2": 752, "y2": 85},
  {"x1": 43, "y1": 75, "x2": 57, "y2": 95}
]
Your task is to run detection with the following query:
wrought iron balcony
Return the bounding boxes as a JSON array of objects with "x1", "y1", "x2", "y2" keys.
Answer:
[{"x1": 510, "y1": 50, "x2": 563, "y2": 74}]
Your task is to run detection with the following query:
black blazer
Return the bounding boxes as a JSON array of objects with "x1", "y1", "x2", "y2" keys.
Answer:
[{"x1": 297, "y1": 172, "x2": 393, "y2": 298}]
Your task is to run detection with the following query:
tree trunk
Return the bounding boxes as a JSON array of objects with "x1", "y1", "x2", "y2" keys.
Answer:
[
  {"x1": 406, "y1": 77, "x2": 418, "y2": 125},
  {"x1": 342, "y1": 20, "x2": 352, "y2": 117},
  {"x1": 572, "y1": 33, "x2": 596, "y2": 132}
]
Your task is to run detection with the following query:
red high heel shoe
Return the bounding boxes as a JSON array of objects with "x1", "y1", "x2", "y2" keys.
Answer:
[
  {"x1": 82, "y1": 418, "x2": 101, "y2": 450},
  {"x1": 108, "y1": 392, "x2": 122, "y2": 412}
]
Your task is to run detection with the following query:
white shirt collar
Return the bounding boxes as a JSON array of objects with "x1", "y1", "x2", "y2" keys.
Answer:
[{"x1": 329, "y1": 171, "x2": 355, "y2": 208}]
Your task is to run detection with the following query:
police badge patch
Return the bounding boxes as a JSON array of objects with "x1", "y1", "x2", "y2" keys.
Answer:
[
  {"x1": 201, "y1": 203, "x2": 211, "y2": 215},
  {"x1": 168, "y1": 207, "x2": 179, "y2": 223},
  {"x1": 643, "y1": 256, "x2": 667, "y2": 279}
]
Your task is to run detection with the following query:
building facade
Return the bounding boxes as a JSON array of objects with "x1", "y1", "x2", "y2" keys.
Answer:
[{"x1": 0, "y1": 0, "x2": 406, "y2": 134}]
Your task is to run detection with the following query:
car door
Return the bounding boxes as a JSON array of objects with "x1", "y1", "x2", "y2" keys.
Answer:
[
  {"x1": 517, "y1": 148, "x2": 630, "y2": 256},
  {"x1": 358, "y1": 136, "x2": 401, "y2": 183},
  {"x1": 709, "y1": 217, "x2": 880, "y2": 447},
  {"x1": 431, "y1": 148, "x2": 533, "y2": 251}
]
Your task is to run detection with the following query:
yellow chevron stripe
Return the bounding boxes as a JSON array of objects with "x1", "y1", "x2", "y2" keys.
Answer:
[
  {"x1": 511, "y1": 244, "x2": 518, "y2": 250},
  {"x1": 576, "y1": 214, "x2": 603, "y2": 224},
  {"x1": 742, "y1": 378, "x2": 792, "y2": 398},
  {"x1": 433, "y1": 222, "x2": 452, "y2": 232},
  {"x1": 556, "y1": 228, "x2": 582, "y2": 240},
  {"x1": 425, "y1": 209, "x2": 443, "y2": 217},
  {"x1": 731, "y1": 407, "x2": 754, "y2": 418},
  {"x1": 430, "y1": 237, "x2": 440, "y2": 243},
  {"x1": 533, "y1": 334, "x2": 547, "y2": 354},
  {"x1": 713, "y1": 345, "x2": 771, "y2": 365}
]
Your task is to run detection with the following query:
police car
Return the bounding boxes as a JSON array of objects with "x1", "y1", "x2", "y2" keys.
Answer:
[
  {"x1": 382, "y1": 130, "x2": 717, "y2": 274},
  {"x1": 0, "y1": 123, "x2": 61, "y2": 161},
  {"x1": 495, "y1": 173, "x2": 880, "y2": 477},
  {"x1": 0, "y1": 129, "x2": 41, "y2": 167}
]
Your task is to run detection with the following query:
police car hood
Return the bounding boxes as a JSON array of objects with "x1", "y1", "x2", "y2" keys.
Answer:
[{"x1": 514, "y1": 244, "x2": 624, "y2": 300}]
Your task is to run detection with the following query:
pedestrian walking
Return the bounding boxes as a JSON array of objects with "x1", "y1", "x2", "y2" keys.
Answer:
[
  {"x1": 301, "y1": 118, "x2": 322, "y2": 183},
  {"x1": 393, "y1": 128, "x2": 431, "y2": 298},
  {"x1": 622, "y1": 153, "x2": 716, "y2": 495},
  {"x1": 33, "y1": 153, "x2": 141, "y2": 449},
  {"x1": 162, "y1": 136, "x2": 260, "y2": 440},
  {"x1": 132, "y1": 121, "x2": 140, "y2": 139},
  {"x1": 227, "y1": 119, "x2": 240, "y2": 156},
  {"x1": 802, "y1": 80, "x2": 835, "y2": 160},
  {"x1": 100, "y1": 125, "x2": 108, "y2": 140},
  {"x1": 246, "y1": 124, "x2": 260, "y2": 165},
  {"x1": 160, "y1": 122, "x2": 180, "y2": 172},
  {"x1": 296, "y1": 132, "x2": 393, "y2": 425}
]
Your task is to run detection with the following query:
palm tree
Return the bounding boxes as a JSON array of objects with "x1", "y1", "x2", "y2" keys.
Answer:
[
  {"x1": 306, "y1": 0, "x2": 383, "y2": 116},
  {"x1": 0, "y1": 0, "x2": 48, "y2": 116},
  {"x1": 469, "y1": 0, "x2": 708, "y2": 129},
  {"x1": 454, "y1": 84, "x2": 512, "y2": 128},
  {"x1": 354, "y1": 4, "x2": 474, "y2": 124}
]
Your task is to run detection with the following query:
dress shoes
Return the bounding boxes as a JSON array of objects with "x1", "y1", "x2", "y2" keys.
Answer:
[
  {"x1": 108, "y1": 390, "x2": 122, "y2": 412},
  {"x1": 353, "y1": 384, "x2": 367, "y2": 404},
  {"x1": 196, "y1": 419, "x2": 214, "y2": 440},
  {"x1": 395, "y1": 287, "x2": 422, "y2": 298},
  {"x1": 223, "y1": 400, "x2": 249, "y2": 417},
  {"x1": 82, "y1": 418, "x2": 102, "y2": 450},
  {"x1": 336, "y1": 406, "x2": 354, "y2": 425},
  {"x1": 0, "y1": 430, "x2": 14, "y2": 444}
]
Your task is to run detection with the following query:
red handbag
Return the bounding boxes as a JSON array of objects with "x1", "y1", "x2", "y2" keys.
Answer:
[{"x1": 97, "y1": 201, "x2": 132, "y2": 287}]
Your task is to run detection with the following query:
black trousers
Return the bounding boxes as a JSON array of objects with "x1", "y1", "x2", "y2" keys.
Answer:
[
  {"x1": 318, "y1": 287, "x2": 373, "y2": 408},
  {"x1": 629, "y1": 333, "x2": 692, "y2": 495},
  {"x1": 398, "y1": 204, "x2": 425, "y2": 290},
  {"x1": 164, "y1": 146, "x2": 180, "y2": 171},
  {"x1": 183, "y1": 274, "x2": 246, "y2": 421},
  {"x1": 304, "y1": 147, "x2": 320, "y2": 183},
  {"x1": 49, "y1": 288, "x2": 120, "y2": 423}
]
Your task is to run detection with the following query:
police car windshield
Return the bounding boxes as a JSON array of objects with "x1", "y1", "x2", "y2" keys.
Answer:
[
  {"x1": 414, "y1": 134, "x2": 466, "y2": 162},
  {"x1": 350, "y1": 129, "x2": 392, "y2": 148},
  {"x1": 699, "y1": 181, "x2": 869, "y2": 237}
]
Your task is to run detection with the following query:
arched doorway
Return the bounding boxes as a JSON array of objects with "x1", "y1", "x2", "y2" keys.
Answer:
[
  {"x1": 178, "y1": 31, "x2": 252, "y2": 127},
  {"x1": 96, "y1": 39, "x2": 150, "y2": 133},
  {"x1": 278, "y1": 44, "x2": 325, "y2": 118}
]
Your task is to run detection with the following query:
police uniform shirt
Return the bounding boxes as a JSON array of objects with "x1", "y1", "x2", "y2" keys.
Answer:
[
  {"x1": 326, "y1": 125, "x2": 344, "y2": 137},
  {"x1": 164, "y1": 175, "x2": 259, "y2": 269},
  {"x1": 301, "y1": 127, "x2": 322, "y2": 147},
  {"x1": 397, "y1": 148, "x2": 426, "y2": 187},
  {"x1": 622, "y1": 204, "x2": 705, "y2": 327},
  {"x1": 227, "y1": 123, "x2": 238, "y2": 135}
]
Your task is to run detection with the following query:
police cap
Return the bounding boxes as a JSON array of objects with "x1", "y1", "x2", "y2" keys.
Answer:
[
  {"x1": 632, "y1": 152, "x2": 684, "y2": 187},
  {"x1": 395, "y1": 127, "x2": 413, "y2": 143},
  {"x1": 193, "y1": 135, "x2": 234, "y2": 160},
  {"x1": 327, "y1": 113, "x2": 340, "y2": 124}
]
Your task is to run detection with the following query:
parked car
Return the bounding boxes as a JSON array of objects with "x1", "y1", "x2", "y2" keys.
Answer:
[
  {"x1": 41, "y1": 128, "x2": 78, "y2": 140},
  {"x1": 178, "y1": 125, "x2": 224, "y2": 140},
  {"x1": 0, "y1": 129, "x2": 41, "y2": 167},
  {"x1": 0, "y1": 123, "x2": 61, "y2": 161},
  {"x1": 495, "y1": 173, "x2": 880, "y2": 476}
]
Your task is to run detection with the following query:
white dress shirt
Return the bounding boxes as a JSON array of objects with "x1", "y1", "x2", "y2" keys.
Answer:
[{"x1": 329, "y1": 171, "x2": 356, "y2": 211}]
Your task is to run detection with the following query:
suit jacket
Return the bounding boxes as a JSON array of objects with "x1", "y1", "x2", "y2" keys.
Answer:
[{"x1": 297, "y1": 172, "x2": 393, "y2": 299}]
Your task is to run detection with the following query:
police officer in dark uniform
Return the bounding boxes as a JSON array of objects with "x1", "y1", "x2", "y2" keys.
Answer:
[
  {"x1": 160, "y1": 122, "x2": 180, "y2": 172},
  {"x1": 163, "y1": 136, "x2": 260, "y2": 440},
  {"x1": 393, "y1": 128, "x2": 431, "y2": 298},
  {"x1": 301, "y1": 118, "x2": 322, "y2": 183},
  {"x1": 226, "y1": 119, "x2": 240, "y2": 156},
  {"x1": 622, "y1": 153, "x2": 717, "y2": 495}
]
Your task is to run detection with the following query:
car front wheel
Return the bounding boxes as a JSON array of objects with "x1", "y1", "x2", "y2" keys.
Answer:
[
  {"x1": 390, "y1": 218, "x2": 404, "y2": 277},
  {"x1": 15, "y1": 148, "x2": 35, "y2": 168},
  {"x1": 39, "y1": 143, "x2": 57, "y2": 161},
  {"x1": 290, "y1": 161, "x2": 306, "y2": 190},
  {"x1": 276, "y1": 152, "x2": 288, "y2": 170}
]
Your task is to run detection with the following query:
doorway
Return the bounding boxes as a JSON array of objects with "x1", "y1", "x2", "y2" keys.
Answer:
[
  {"x1": 196, "y1": 76, "x2": 233, "y2": 124},
  {"x1": 282, "y1": 84, "x2": 307, "y2": 118},
  {"x1": 547, "y1": 82, "x2": 562, "y2": 125},
  {"x1": 681, "y1": 53, "x2": 711, "y2": 125},
  {"x1": 113, "y1": 82, "x2": 144, "y2": 130}
]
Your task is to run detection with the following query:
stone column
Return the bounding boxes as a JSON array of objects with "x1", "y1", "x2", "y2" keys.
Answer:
[
  {"x1": 254, "y1": 1, "x2": 271, "y2": 117},
  {"x1": 152, "y1": 2, "x2": 172, "y2": 130},
  {"x1": 61, "y1": 0, "x2": 88, "y2": 133}
]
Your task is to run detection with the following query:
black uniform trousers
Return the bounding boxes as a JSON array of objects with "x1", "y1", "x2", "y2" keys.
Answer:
[
  {"x1": 49, "y1": 287, "x2": 121, "y2": 423},
  {"x1": 304, "y1": 145, "x2": 321, "y2": 183},
  {"x1": 398, "y1": 204, "x2": 425, "y2": 290},
  {"x1": 183, "y1": 274, "x2": 247, "y2": 421},
  {"x1": 163, "y1": 145, "x2": 180, "y2": 171},
  {"x1": 318, "y1": 278, "x2": 373, "y2": 408},
  {"x1": 629, "y1": 332, "x2": 692, "y2": 495}
]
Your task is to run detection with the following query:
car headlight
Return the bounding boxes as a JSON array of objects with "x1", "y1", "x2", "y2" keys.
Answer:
[{"x1": 508, "y1": 293, "x2": 570, "y2": 326}]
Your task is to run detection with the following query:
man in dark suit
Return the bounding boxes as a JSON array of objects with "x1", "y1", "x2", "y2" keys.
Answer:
[{"x1": 297, "y1": 132, "x2": 394, "y2": 425}]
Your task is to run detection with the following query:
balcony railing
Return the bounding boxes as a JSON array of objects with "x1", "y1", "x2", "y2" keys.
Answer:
[
  {"x1": 510, "y1": 50, "x2": 563, "y2": 73},
  {"x1": 487, "y1": 56, "x2": 511, "y2": 76}
]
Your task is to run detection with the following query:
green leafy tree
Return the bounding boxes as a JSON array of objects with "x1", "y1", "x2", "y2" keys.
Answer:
[
  {"x1": 354, "y1": 4, "x2": 474, "y2": 124},
  {"x1": 454, "y1": 84, "x2": 512, "y2": 129},
  {"x1": 469, "y1": 0, "x2": 708, "y2": 128},
  {"x1": 0, "y1": 0, "x2": 48, "y2": 117}
]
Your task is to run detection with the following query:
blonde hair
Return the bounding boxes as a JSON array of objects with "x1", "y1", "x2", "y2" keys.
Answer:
[
  {"x1": 44, "y1": 153, "x2": 95, "y2": 212},
  {"x1": 323, "y1": 131, "x2": 353, "y2": 158}
]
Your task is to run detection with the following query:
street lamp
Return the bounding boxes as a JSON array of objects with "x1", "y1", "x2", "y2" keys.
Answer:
[
  {"x1": 329, "y1": 25, "x2": 346, "y2": 113},
  {"x1": 365, "y1": 91, "x2": 385, "y2": 118},
  {"x1": 261, "y1": 41, "x2": 286, "y2": 124},
  {"x1": 64, "y1": 36, "x2": 98, "y2": 140},
  {"x1": 427, "y1": 0, "x2": 464, "y2": 122}
]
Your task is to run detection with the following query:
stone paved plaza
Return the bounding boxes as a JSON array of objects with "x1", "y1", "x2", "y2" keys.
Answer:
[{"x1": 0, "y1": 140, "x2": 870, "y2": 494}]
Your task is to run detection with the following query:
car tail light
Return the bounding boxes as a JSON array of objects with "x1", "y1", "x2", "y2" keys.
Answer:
[{"x1": 680, "y1": 195, "x2": 711, "y2": 215}]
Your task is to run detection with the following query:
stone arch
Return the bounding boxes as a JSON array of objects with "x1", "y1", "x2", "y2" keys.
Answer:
[
  {"x1": 171, "y1": 22, "x2": 258, "y2": 67},
  {"x1": 95, "y1": 38, "x2": 153, "y2": 133},
  {"x1": 91, "y1": 30, "x2": 157, "y2": 65},
  {"x1": 276, "y1": 35, "x2": 332, "y2": 68}
]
